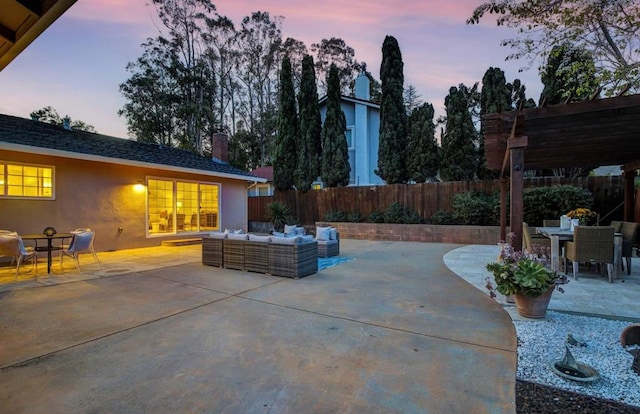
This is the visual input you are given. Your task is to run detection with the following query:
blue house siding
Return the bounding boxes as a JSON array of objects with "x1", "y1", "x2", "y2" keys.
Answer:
[{"x1": 318, "y1": 74, "x2": 383, "y2": 186}]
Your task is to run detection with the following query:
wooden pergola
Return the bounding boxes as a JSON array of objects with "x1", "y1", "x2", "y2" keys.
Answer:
[
  {"x1": 0, "y1": 0, "x2": 77, "y2": 71},
  {"x1": 483, "y1": 93, "x2": 640, "y2": 251}
]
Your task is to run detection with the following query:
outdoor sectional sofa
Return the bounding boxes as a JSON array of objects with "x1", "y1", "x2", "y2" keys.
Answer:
[{"x1": 202, "y1": 233, "x2": 318, "y2": 279}]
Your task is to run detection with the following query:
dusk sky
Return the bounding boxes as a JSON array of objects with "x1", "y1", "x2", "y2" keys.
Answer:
[{"x1": 0, "y1": 0, "x2": 544, "y2": 138}]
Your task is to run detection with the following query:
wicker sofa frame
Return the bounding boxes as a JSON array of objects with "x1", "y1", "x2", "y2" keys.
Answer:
[{"x1": 202, "y1": 236, "x2": 318, "y2": 279}]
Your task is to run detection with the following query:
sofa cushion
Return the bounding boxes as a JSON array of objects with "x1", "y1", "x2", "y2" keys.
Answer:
[
  {"x1": 316, "y1": 226, "x2": 331, "y2": 241},
  {"x1": 284, "y1": 224, "x2": 297, "y2": 235},
  {"x1": 329, "y1": 228, "x2": 337, "y2": 240},
  {"x1": 316, "y1": 239, "x2": 338, "y2": 246},
  {"x1": 271, "y1": 235, "x2": 299, "y2": 245},
  {"x1": 300, "y1": 235, "x2": 314, "y2": 243},
  {"x1": 208, "y1": 232, "x2": 227, "y2": 239},
  {"x1": 248, "y1": 234, "x2": 271, "y2": 242},
  {"x1": 227, "y1": 233, "x2": 249, "y2": 241}
]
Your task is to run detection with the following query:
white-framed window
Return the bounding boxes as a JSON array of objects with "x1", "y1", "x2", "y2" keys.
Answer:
[
  {"x1": 0, "y1": 161, "x2": 54, "y2": 199},
  {"x1": 345, "y1": 127, "x2": 356, "y2": 184},
  {"x1": 147, "y1": 177, "x2": 220, "y2": 236}
]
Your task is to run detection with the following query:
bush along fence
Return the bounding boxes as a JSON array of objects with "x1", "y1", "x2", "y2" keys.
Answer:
[{"x1": 248, "y1": 176, "x2": 625, "y2": 227}]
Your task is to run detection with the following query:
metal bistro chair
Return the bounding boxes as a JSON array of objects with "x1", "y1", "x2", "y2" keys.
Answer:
[
  {"x1": 620, "y1": 222, "x2": 639, "y2": 275},
  {"x1": 0, "y1": 233, "x2": 38, "y2": 278},
  {"x1": 564, "y1": 226, "x2": 615, "y2": 282},
  {"x1": 60, "y1": 230, "x2": 100, "y2": 271}
]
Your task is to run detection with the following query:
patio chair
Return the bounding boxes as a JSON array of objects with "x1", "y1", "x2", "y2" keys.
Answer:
[
  {"x1": 60, "y1": 230, "x2": 100, "y2": 271},
  {"x1": 523, "y1": 223, "x2": 550, "y2": 255},
  {"x1": 619, "y1": 222, "x2": 639, "y2": 275},
  {"x1": 564, "y1": 226, "x2": 615, "y2": 282},
  {"x1": 0, "y1": 233, "x2": 38, "y2": 278}
]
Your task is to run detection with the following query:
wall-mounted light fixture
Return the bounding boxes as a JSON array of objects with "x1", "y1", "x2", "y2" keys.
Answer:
[{"x1": 133, "y1": 180, "x2": 145, "y2": 193}]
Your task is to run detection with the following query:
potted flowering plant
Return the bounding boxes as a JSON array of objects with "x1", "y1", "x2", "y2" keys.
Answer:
[
  {"x1": 486, "y1": 233, "x2": 568, "y2": 318},
  {"x1": 567, "y1": 208, "x2": 597, "y2": 225}
]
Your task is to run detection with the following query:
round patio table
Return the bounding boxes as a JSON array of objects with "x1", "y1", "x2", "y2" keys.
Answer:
[{"x1": 21, "y1": 233, "x2": 73, "y2": 274}]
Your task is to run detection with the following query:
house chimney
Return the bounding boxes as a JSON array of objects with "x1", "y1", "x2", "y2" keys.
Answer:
[
  {"x1": 211, "y1": 132, "x2": 228, "y2": 164},
  {"x1": 355, "y1": 72, "x2": 370, "y2": 101},
  {"x1": 63, "y1": 115, "x2": 72, "y2": 130}
]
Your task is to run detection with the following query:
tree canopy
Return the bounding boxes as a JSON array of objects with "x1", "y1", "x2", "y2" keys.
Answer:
[
  {"x1": 467, "y1": 0, "x2": 640, "y2": 94},
  {"x1": 376, "y1": 35, "x2": 408, "y2": 184},
  {"x1": 406, "y1": 103, "x2": 439, "y2": 182},
  {"x1": 30, "y1": 106, "x2": 97, "y2": 133},
  {"x1": 295, "y1": 55, "x2": 321, "y2": 192},
  {"x1": 321, "y1": 65, "x2": 350, "y2": 187},
  {"x1": 273, "y1": 56, "x2": 297, "y2": 191},
  {"x1": 440, "y1": 85, "x2": 478, "y2": 181}
]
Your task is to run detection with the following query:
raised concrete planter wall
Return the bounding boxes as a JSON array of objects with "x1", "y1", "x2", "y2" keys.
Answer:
[{"x1": 315, "y1": 222, "x2": 502, "y2": 245}]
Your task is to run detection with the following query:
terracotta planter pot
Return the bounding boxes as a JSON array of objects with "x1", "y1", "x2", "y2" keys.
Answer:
[{"x1": 513, "y1": 287, "x2": 554, "y2": 319}]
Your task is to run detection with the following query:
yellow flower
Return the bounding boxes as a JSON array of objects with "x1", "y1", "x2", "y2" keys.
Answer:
[{"x1": 567, "y1": 208, "x2": 596, "y2": 221}]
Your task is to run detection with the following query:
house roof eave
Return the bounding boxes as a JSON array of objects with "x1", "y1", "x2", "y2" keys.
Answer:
[{"x1": 0, "y1": 142, "x2": 267, "y2": 183}]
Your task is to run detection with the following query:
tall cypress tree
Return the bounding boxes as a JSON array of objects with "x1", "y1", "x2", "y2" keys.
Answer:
[
  {"x1": 440, "y1": 85, "x2": 478, "y2": 181},
  {"x1": 273, "y1": 56, "x2": 297, "y2": 191},
  {"x1": 478, "y1": 67, "x2": 511, "y2": 179},
  {"x1": 406, "y1": 103, "x2": 439, "y2": 182},
  {"x1": 321, "y1": 64, "x2": 350, "y2": 187},
  {"x1": 295, "y1": 55, "x2": 321, "y2": 192},
  {"x1": 376, "y1": 35, "x2": 408, "y2": 184}
]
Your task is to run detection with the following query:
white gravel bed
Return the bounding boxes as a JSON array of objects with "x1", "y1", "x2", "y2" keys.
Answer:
[{"x1": 514, "y1": 311, "x2": 640, "y2": 407}]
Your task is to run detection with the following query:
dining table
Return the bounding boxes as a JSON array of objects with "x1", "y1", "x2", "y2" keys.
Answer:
[
  {"x1": 21, "y1": 233, "x2": 73, "y2": 274},
  {"x1": 536, "y1": 226, "x2": 622, "y2": 277}
]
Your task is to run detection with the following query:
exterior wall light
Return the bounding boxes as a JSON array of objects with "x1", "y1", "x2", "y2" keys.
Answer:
[{"x1": 134, "y1": 181, "x2": 145, "y2": 193}]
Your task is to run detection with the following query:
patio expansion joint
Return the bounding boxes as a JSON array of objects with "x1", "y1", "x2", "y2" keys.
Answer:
[
  {"x1": 234, "y1": 295, "x2": 516, "y2": 355},
  {"x1": 0, "y1": 292, "x2": 238, "y2": 371}
]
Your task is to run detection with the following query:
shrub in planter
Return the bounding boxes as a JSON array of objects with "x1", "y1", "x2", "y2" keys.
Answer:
[
  {"x1": 369, "y1": 210, "x2": 385, "y2": 223},
  {"x1": 383, "y1": 202, "x2": 423, "y2": 224},
  {"x1": 451, "y1": 191, "x2": 499, "y2": 225},
  {"x1": 347, "y1": 211, "x2": 364, "y2": 222},
  {"x1": 324, "y1": 209, "x2": 348, "y2": 222},
  {"x1": 430, "y1": 210, "x2": 458, "y2": 225},
  {"x1": 523, "y1": 185, "x2": 593, "y2": 226},
  {"x1": 266, "y1": 201, "x2": 293, "y2": 232}
]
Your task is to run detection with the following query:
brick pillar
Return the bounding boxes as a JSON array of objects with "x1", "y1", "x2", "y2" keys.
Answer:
[{"x1": 211, "y1": 132, "x2": 228, "y2": 164}]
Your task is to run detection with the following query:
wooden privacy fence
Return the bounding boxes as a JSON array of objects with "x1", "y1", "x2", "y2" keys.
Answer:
[{"x1": 248, "y1": 176, "x2": 625, "y2": 225}]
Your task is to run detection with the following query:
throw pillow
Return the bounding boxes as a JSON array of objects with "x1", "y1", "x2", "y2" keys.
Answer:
[
  {"x1": 271, "y1": 235, "x2": 299, "y2": 245},
  {"x1": 284, "y1": 224, "x2": 297, "y2": 235},
  {"x1": 329, "y1": 228, "x2": 337, "y2": 240},
  {"x1": 227, "y1": 233, "x2": 248, "y2": 241},
  {"x1": 295, "y1": 226, "x2": 305, "y2": 236},
  {"x1": 248, "y1": 234, "x2": 271, "y2": 242},
  {"x1": 316, "y1": 226, "x2": 331, "y2": 241}
]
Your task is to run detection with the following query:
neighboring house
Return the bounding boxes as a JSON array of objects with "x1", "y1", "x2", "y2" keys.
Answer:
[
  {"x1": 318, "y1": 73, "x2": 383, "y2": 186},
  {"x1": 248, "y1": 166, "x2": 274, "y2": 196},
  {"x1": 0, "y1": 114, "x2": 265, "y2": 251}
]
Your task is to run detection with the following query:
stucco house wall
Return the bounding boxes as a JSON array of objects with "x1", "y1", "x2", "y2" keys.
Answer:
[{"x1": 0, "y1": 115, "x2": 262, "y2": 252}]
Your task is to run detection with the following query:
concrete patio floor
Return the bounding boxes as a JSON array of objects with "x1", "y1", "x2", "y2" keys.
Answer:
[{"x1": 0, "y1": 240, "x2": 517, "y2": 413}]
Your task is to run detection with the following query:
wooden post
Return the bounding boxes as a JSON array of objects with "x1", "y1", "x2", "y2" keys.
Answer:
[
  {"x1": 623, "y1": 170, "x2": 637, "y2": 222},
  {"x1": 500, "y1": 177, "x2": 508, "y2": 242},
  {"x1": 509, "y1": 136, "x2": 528, "y2": 252}
]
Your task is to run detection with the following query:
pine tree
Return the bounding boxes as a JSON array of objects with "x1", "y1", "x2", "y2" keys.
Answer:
[
  {"x1": 376, "y1": 35, "x2": 408, "y2": 184},
  {"x1": 478, "y1": 67, "x2": 511, "y2": 179},
  {"x1": 440, "y1": 85, "x2": 478, "y2": 181},
  {"x1": 295, "y1": 55, "x2": 321, "y2": 192},
  {"x1": 321, "y1": 64, "x2": 350, "y2": 187},
  {"x1": 406, "y1": 103, "x2": 439, "y2": 182},
  {"x1": 273, "y1": 57, "x2": 297, "y2": 191}
]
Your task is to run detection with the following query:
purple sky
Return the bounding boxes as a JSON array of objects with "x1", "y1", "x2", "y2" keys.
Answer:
[{"x1": 0, "y1": 0, "x2": 544, "y2": 138}]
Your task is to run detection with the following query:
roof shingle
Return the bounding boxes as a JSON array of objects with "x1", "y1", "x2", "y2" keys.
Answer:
[{"x1": 0, "y1": 114, "x2": 258, "y2": 180}]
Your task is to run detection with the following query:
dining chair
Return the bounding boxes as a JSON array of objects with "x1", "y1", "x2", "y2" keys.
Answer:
[
  {"x1": 60, "y1": 230, "x2": 100, "y2": 271},
  {"x1": 0, "y1": 233, "x2": 38, "y2": 278},
  {"x1": 619, "y1": 222, "x2": 639, "y2": 275},
  {"x1": 523, "y1": 222, "x2": 551, "y2": 255},
  {"x1": 564, "y1": 226, "x2": 615, "y2": 282}
]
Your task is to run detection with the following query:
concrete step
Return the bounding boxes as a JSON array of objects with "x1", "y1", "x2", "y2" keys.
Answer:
[{"x1": 161, "y1": 238, "x2": 202, "y2": 247}]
